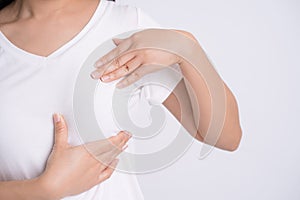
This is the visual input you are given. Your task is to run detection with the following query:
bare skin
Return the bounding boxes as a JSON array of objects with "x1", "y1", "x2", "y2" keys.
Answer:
[
  {"x1": 0, "y1": 0, "x2": 99, "y2": 57},
  {"x1": 164, "y1": 30, "x2": 242, "y2": 150},
  {"x1": 0, "y1": 0, "x2": 242, "y2": 198}
]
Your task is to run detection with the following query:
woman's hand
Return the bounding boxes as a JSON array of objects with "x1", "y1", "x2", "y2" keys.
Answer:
[
  {"x1": 90, "y1": 29, "x2": 187, "y2": 88},
  {"x1": 39, "y1": 114, "x2": 131, "y2": 199}
]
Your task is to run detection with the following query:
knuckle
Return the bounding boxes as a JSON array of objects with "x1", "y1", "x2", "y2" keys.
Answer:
[
  {"x1": 95, "y1": 162, "x2": 103, "y2": 169},
  {"x1": 109, "y1": 72, "x2": 116, "y2": 79},
  {"x1": 52, "y1": 143, "x2": 61, "y2": 150},
  {"x1": 132, "y1": 72, "x2": 139, "y2": 79},
  {"x1": 114, "y1": 58, "x2": 120, "y2": 67},
  {"x1": 100, "y1": 57, "x2": 107, "y2": 64},
  {"x1": 114, "y1": 47, "x2": 121, "y2": 56},
  {"x1": 55, "y1": 125, "x2": 65, "y2": 133}
]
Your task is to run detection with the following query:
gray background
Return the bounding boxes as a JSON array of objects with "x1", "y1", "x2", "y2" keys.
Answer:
[{"x1": 118, "y1": 0, "x2": 300, "y2": 199}]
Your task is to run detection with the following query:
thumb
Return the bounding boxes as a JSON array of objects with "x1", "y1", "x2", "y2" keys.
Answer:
[
  {"x1": 112, "y1": 38, "x2": 124, "y2": 46},
  {"x1": 53, "y1": 113, "x2": 68, "y2": 148}
]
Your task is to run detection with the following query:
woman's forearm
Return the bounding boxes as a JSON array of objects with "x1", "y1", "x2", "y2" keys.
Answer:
[
  {"x1": 0, "y1": 178, "x2": 54, "y2": 200},
  {"x1": 179, "y1": 60, "x2": 242, "y2": 151},
  {"x1": 174, "y1": 30, "x2": 242, "y2": 151}
]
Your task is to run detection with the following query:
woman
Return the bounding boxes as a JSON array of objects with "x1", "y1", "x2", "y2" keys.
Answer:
[{"x1": 0, "y1": 0, "x2": 242, "y2": 199}]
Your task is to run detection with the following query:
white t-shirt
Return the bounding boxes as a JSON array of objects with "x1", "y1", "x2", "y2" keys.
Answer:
[{"x1": 0, "y1": 1, "x2": 182, "y2": 199}]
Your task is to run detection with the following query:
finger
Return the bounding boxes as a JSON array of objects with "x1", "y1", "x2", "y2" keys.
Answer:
[
  {"x1": 100, "y1": 56, "x2": 142, "y2": 82},
  {"x1": 112, "y1": 38, "x2": 126, "y2": 46},
  {"x1": 84, "y1": 131, "x2": 131, "y2": 157},
  {"x1": 90, "y1": 61, "x2": 112, "y2": 80},
  {"x1": 109, "y1": 131, "x2": 132, "y2": 148},
  {"x1": 97, "y1": 159, "x2": 119, "y2": 183},
  {"x1": 53, "y1": 113, "x2": 68, "y2": 149},
  {"x1": 116, "y1": 64, "x2": 166, "y2": 88},
  {"x1": 94, "y1": 39, "x2": 131, "y2": 68},
  {"x1": 84, "y1": 138, "x2": 115, "y2": 155},
  {"x1": 116, "y1": 70, "x2": 141, "y2": 88},
  {"x1": 90, "y1": 52, "x2": 135, "y2": 80},
  {"x1": 101, "y1": 53, "x2": 135, "y2": 75},
  {"x1": 97, "y1": 142, "x2": 128, "y2": 166},
  {"x1": 98, "y1": 141, "x2": 126, "y2": 169},
  {"x1": 93, "y1": 131, "x2": 131, "y2": 165}
]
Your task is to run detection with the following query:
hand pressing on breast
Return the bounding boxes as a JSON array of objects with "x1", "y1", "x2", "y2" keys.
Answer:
[
  {"x1": 0, "y1": 114, "x2": 131, "y2": 200},
  {"x1": 39, "y1": 114, "x2": 131, "y2": 200}
]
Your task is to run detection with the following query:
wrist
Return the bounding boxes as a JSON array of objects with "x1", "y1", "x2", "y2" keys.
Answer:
[{"x1": 34, "y1": 174, "x2": 62, "y2": 200}]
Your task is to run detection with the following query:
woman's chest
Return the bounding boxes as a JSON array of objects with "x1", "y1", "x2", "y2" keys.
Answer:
[{"x1": 0, "y1": 55, "x2": 84, "y2": 180}]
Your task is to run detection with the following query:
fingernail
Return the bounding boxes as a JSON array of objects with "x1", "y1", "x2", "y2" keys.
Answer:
[
  {"x1": 123, "y1": 131, "x2": 132, "y2": 138},
  {"x1": 101, "y1": 75, "x2": 110, "y2": 82},
  {"x1": 90, "y1": 70, "x2": 101, "y2": 79},
  {"x1": 53, "y1": 113, "x2": 61, "y2": 123},
  {"x1": 94, "y1": 61, "x2": 104, "y2": 68},
  {"x1": 122, "y1": 144, "x2": 128, "y2": 151}
]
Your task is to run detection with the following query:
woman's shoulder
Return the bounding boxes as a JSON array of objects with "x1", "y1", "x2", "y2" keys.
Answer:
[
  {"x1": 105, "y1": 1, "x2": 139, "y2": 18},
  {"x1": 104, "y1": 1, "x2": 160, "y2": 28}
]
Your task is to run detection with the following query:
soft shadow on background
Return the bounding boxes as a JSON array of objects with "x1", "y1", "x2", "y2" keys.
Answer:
[{"x1": 118, "y1": 0, "x2": 300, "y2": 199}]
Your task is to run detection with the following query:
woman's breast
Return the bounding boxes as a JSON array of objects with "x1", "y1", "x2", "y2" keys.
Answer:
[{"x1": 0, "y1": 58, "x2": 79, "y2": 181}]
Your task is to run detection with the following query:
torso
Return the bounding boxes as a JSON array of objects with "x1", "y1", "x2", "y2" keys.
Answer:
[
  {"x1": 0, "y1": 1, "x2": 156, "y2": 199},
  {"x1": 0, "y1": 2, "x2": 180, "y2": 199}
]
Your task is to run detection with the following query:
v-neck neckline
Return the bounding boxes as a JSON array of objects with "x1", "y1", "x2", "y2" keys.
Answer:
[{"x1": 0, "y1": 0, "x2": 106, "y2": 62}]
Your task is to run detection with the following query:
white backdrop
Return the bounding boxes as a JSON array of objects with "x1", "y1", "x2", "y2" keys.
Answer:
[{"x1": 119, "y1": 0, "x2": 300, "y2": 199}]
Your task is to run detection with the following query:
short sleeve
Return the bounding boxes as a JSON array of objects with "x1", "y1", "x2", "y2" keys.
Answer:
[
  {"x1": 136, "y1": 8, "x2": 162, "y2": 28},
  {"x1": 135, "y1": 8, "x2": 183, "y2": 104}
]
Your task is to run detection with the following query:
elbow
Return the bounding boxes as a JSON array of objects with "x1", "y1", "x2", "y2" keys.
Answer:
[
  {"x1": 222, "y1": 86, "x2": 242, "y2": 152},
  {"x1": 224, "y1": 126, "x2": 242, "y2": 152},
  {"x1": 196, "y1": 125, "x2": 242, "y2": 152}
]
